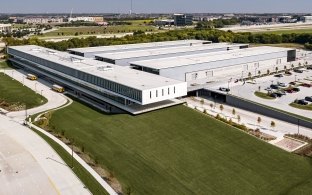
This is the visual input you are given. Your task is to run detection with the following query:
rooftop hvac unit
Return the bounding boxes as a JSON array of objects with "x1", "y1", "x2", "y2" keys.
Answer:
[
  {"x1": 30, "y1": 48, "x2": 42, "y2": 52},
  {"x1": 70, "y1": 56, "x2": 84, "y2": 63},
  {"x1": 97, "y1": 66, "x2": 114, "y2": 71}
]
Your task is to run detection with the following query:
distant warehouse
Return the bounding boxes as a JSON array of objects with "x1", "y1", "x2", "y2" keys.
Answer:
[
  {"x1": 67, "y1": 40, "x2": 212, "y2": 58},
  {"x1": 94, "y1": 43, "x2": 249, "y2": 66},
  {"x1": 130, "y1": 46, "x2": 296, "y2": 86},
  {"x1": 7, "y1": 45, "x2": 187, "y2": 114}
]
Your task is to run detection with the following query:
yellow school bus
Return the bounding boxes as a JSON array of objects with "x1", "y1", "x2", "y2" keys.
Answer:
[
  {"x1": 26, "y1": 74, "x2": 37, "y2": 80},
  {"x1": 52, "y1": 84, "x2": 65, "y2": 93}
]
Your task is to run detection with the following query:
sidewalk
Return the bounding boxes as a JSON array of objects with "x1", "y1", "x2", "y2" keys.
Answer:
[{"x1": 184, "y1": 97, "x2": 312, "y2": 139}]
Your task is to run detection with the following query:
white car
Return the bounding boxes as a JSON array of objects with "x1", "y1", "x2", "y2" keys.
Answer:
[{"x1": 278, "y1": 82, "x2": 287, "y2": 87}]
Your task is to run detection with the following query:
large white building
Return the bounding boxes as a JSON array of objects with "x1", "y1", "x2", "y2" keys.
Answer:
[
  {"x1": 67, "y1": 40, "x2": 212, "y2": 58},
  {"x1": 7, "y1": 45, "x2": 187, "y2": 114},
  {"x1": 94, "y1": 43, "x2": 249, "y2": 66},
  {"x1": 0, "y1": 24, "x2": 12, "y2": 33},
  {"x1": 130, "y1": 46, "x2": 296, "y2": 89},
  {"x1": 302, "y1": 16, "x2": 312, "y2": 23}
]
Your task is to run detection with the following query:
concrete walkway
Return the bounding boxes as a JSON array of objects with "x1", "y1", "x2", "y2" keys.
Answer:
[
  {"x1": 1, "y1": 68, "x2": 118, "y2": 194},
  {"x1": 1, "y1": 69, "x2": 68, "y2": 120},
  {"x1": 185, "y1": 97, "x2": 312, "y2": 139},
  {"x1": 0, "y1": 114, "x2": 90, "y2": 195}
]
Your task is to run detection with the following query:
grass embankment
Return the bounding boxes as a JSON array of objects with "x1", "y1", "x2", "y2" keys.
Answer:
[
  {"x1": 32, "y1": 128, "x2": 109, "y2": 195},
  {"x1": 254, "y1": 91, "x2": 275, "y2": 100},
  {"x1": 252, "y1": 28, "x2": 312, "y2": 34},
  {"x1": 0, "y1": 73, "x2": 47, "y2": 110},
  {"x1": 0, "y1": 60, "x2": 13, "y2": 69},
  {"x1": 251, "y1": 43, "x2": 305, "y2": 49},
  {"x1": 45, "y1": 100, "x2": 312, "y2": 194},
  {"x1": 43, "y1": 25, "x2": 156, "y2": 37},
  {"x1": 290, "y1": 103, "x2": 312, "y2": 111}
]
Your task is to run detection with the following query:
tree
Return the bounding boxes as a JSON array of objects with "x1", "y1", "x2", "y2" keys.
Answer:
[
  {"x1": 219, "y1": 104, "x2": 224, "y2": 113},
  {"x1": 271, "y1": 121, "x2": 276, "y2": 129},
  {"x1": 275, "y1": 67, "x2": 279, "y2": 73},
  {"x1": 74, "y1": 32, "x2": 79, "y2": 36},
  {"x1": 258, "y1": 86, "x2": 261, "y2": 92},
  {"x1": 258, "y1": 70, "x2": 261, "y2": 77},
  {"x1": 291, "y1": 64, "x2": 295, "y2": 69},
  {"x1": 267, "y1": 69, "x2": 270, "y2": 75},
  {"x1": 237, "y1": 115, "x2": 241, "y2": 123},
  {"x1": 284, "y1": 65, "x2": 287, "y2": 72},
  {"x1": 232, "y1": 108, "x2": 236, "y2": 116},
  {"x1": 257, "y1": 116, "x2": 262, "y2": 127},
  {"x1": 200, "y1": 99, "x2": 204, "y2": 105},
  {"x1": 248, "y1": 72, "x2": 252, "y2": 79},
  {"x1": 209, "y1": 103, "x2": 214, "y2": 111}
]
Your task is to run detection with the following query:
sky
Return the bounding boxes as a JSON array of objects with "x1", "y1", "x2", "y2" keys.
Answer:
[{"x1": 1, "y1": 0, "x2": 312, "y2": 14}]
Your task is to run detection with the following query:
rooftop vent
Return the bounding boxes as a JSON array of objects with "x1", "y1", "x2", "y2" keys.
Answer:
[
  {"x1": 47, "y1": 50, "x2": 57, "y2": 55},
  {"x1": 70, "y1": 56, "x2": 84, "y2": 63},
  {"x1": 97, "y1": 66, "x2": 113, "y2": 71},
  {"x1": 31, "y1": 48, "x2": 42, "y2": 52}
]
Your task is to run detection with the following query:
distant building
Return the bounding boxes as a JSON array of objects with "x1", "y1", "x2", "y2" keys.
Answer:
[
  {"x1": 17, "y1": 17, "x2": 64, "y2": 24},
  {"x1": 174, "y1": 14, "x2": 193, "y2": 26},
  {"x1": 301, "y1": 16, "x2": 312, "y2": 23},
  {"x1": 154, "y1": 19, "x2": 174, "y2": 26},
  {"x1": 68, "y1": 16, "x2": 104, "y2": 23},
  {"x1": 0, "y1": 24, "x2": 12, "y2": 33}
]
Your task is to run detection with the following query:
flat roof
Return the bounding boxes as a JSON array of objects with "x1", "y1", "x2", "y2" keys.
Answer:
[
  {"x1": 9, "y1": 45, "x2": 185, "y2": 90},
  {"x1": 95, "y1": 43, "x2": 248, "y2": 60},
  {"x1": 131, "y1": 46, "x2": 294, "y2": 70},
  {"x1": 67, "y1": 40, "x2": 211, "y2": 54}
]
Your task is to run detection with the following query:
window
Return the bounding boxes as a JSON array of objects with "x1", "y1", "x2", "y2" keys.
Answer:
[
  {"x1": 191, "y1": 73, "x2": 198, "y2": 80},
  {"x1": 174, "y1": 87, "x2": 176, "y2": 94},
  {"x1": 150, "y1": 91, "x2": 152, "y2": 99},
  {"x1": 168, "y1": 88, "x2": 170, "y2": 95},
  {"x1": 156, "y1": 90, "x2": 158, "y2": 97},
  {"x1": 162, "y1": 89, "x2": 164, "y2": 96}
]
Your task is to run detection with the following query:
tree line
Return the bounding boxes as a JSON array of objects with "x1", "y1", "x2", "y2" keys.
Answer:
[{"x1": 3, "y1": 29, "x2": 312, "y2": 51}]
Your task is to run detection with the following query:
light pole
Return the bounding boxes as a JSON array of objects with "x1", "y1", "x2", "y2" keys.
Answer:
[
  {"x1": 297, "y1": 119, "x2": 300, "y2": 135},
  {"x1": 295, "y1": 75, "x2": 297, "y2": 82},
  {"x1": 35, "y1": 82, "x2": 37, "y2": 92}
]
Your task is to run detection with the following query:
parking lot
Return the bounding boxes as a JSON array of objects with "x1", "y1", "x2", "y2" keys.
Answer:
[{"x1": 229, "y1": 68, "x2": 312, "y2": 119}]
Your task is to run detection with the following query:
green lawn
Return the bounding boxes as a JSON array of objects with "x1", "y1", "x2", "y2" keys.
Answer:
[
  {"x1": 254, "y1": 91, "x2": 275, "y2": 100},
  {"x1": 252, "y1": 28, "x2": 312, "y2": 34},
  {"x1": 290, "y1": 102, "x2": 312, "y2": 111},
  {"x1": 32, "y1": 128, "x2": 109, "y2": 195},
  {"x1": 47, "y1": 100, "x2": 312, "y2": 194},
  {"x1": 251, "y1": 43, "x2": 305, "y2": 49},
  {"x1": 0, "y1": 60, "x2": 12, "y2": 69},
  {"x1": 43, "y1": 25, "x2": 156, "y2": 37},
  {"x1": 0, "y1": 73, "x2": 47, "y2": 110}
]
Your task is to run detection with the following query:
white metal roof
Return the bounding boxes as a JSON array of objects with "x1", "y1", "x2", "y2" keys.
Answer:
[
  {"x1": 131, "y1": 46, "x2": 294, "y2": 70},
  {"x1": 94, "y1": 43, "x2": 248, "y2": 60},
  {"x1": 67, "y1": 40, "x2": 211, "y2": 54},
  {"x1": 9, "y1": 45, "x2": 185, "y2": 91}
]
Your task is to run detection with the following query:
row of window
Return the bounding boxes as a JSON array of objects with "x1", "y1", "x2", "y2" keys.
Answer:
[
  {"x1": 149, "y1": 87, "x2": 176, "y2": 99},
  {"x1": 9, "y1": 48, "x2": 142, "y2": 102}
]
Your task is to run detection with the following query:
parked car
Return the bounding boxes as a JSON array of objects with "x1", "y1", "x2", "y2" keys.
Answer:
[
  {"x1": 270, "y1": 84, "x2": 279, "y2": 89},
  {"x1": 305, "y1": 96, "x2": 312, "y2": 102},
  {"x1": 277, "y1": 90, "x2": 286, "y2": 95},
  {"x1": 301, "y1": 83, "x2": 312, "y2": 88},
  {"x1": 270, "y1": 93, "x2": 278, "y2": 98},
  {"x1": 294, "y1": 69, "x2": 303, "y2": 73},
  {"x1": 285, "y1": 71, "x2": 292, "y2": 75},
  {"x1": 289, "y1": 82, "x2": 296, "y2": 85},
  {"x1": 286, "y1": 89, "x2": 294, "y2": 93},
  {"x1": 219, "y1": 87, "x2": 230, "y2": 92},
  {"x1": 277, "y1": 82, "x2": 287, "y2": 87},
  {"x1": 293, "y1": 87, "x2": 300, "y2": 92},
  {"x1": 307, "y1": 66, "x2": 312, "y2": 70},
  {"x1": 274, "y1": 74, "x2": 283, "y2": 78},
  {"x1": 273, "y1": 92, "x2": 283, "y2": 97},
  {"x1": 297, "y1": 99, "x2": 308, "y2": 105}
]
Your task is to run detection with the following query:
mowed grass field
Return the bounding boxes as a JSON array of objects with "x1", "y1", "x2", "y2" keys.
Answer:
[
  {"x1": 0, "y1": 73, "x2": 47, "y2": 109},
  {"x1": 44, "y1": 25, "x2": 156, "y2": 37},
  {"x1": 252, "y1": 28, "x2": 312, "y2": 34},
  {"x1": 48, "y1": 101, "x2": 312, "y2": 194},
  {"x1": 251, "y1": 43, "x2": 305, "y2": 49},
  {"x1": 0, "y1": 61, "x2": 12, "y2": 69}
]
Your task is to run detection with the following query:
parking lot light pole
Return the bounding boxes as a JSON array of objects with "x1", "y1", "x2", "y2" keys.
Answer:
[{"x1": 297, "y1": 119, "x2": 300, "y2": 134}]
